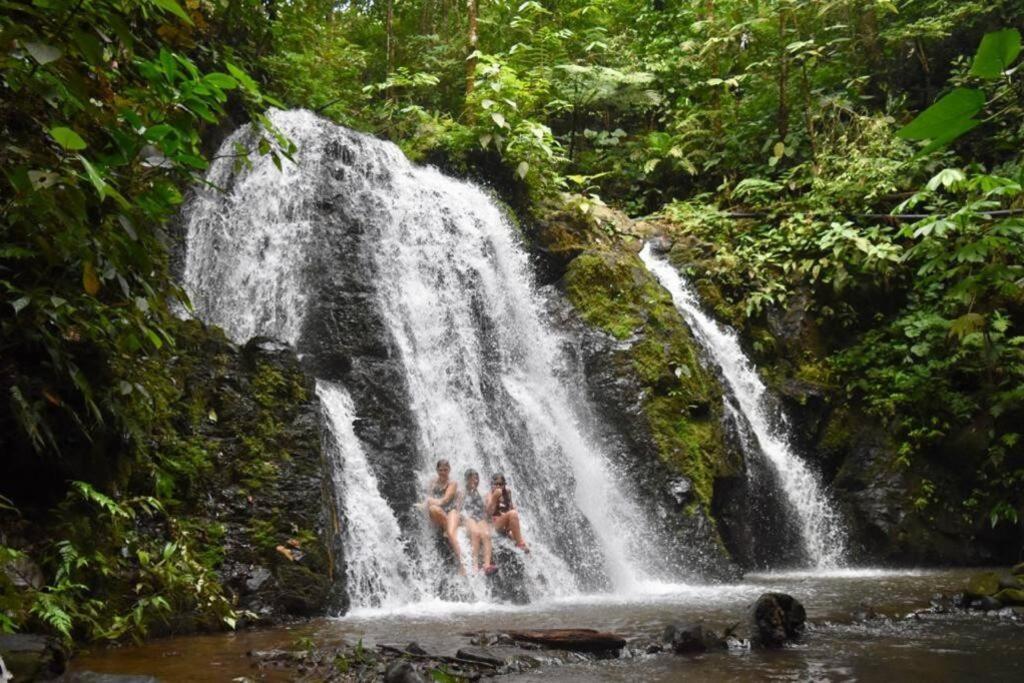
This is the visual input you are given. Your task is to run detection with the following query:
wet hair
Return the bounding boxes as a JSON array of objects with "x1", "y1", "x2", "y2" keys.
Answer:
[
  {"x1": 464, "y1": 468, "x2": 478, "y2": 480},
  {"x1": 436, "y1": 459, "x2": 450, "y2": 470},
  {"x1": 491, "y1": 472, "x2": 506, "y2": 486}
]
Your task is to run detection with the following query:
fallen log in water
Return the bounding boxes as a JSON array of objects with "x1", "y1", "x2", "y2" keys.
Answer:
[{"x1": 504, "y1": 628, "x2": 627, "y2": 653}]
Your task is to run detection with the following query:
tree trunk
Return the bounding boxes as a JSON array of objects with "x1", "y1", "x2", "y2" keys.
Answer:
[
  {"x1": 776, "y1": 8, "x2": 790, "y2": 142},
  {"x1": 465, "y1": 0, "x2": 479, "y2": 114},
  {"x1": 386, "y1": 0, "x2": 395, "y2": 75}
]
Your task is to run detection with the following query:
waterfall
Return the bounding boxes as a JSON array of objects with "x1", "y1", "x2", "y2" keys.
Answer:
[
  {"x1": 181, "y1": 109, "x2": 667, "y2": 608},
  {"x1": 639, "y1": 244, "x2": 846, "y2": 569},
  {"x1": 317, "y1": 381, "x2": 415, "y2": 608}
]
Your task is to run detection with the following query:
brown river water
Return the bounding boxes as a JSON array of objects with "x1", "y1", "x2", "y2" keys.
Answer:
[{"x1": 71, "y1": 568, "x2": 1024, "y2": 681}]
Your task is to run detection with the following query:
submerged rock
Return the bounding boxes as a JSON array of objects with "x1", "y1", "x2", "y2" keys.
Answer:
[
  {"x1": 750, "y1": 593, "x2": 806, "y2": 648},
  {"x1": 970, "y1": 596, "x2": 1003, "y2": 611},
  {"x1": 662, "y1": 622, "x2": 725, "y2": 654},
  {"x1": 383, "y1": 661, "x2": 426, "y2": 683}
]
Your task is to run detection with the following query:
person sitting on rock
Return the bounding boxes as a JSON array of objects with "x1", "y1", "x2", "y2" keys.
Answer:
[
  {"x1": 425, "y1": 459, "x2": 464, "y2": 575},
  {"x1": 458, "y1": 468, "x2": 498, "y2": 576},
  {"x1": 486, "y1": 472, "x2": 530, "y2": 554}
]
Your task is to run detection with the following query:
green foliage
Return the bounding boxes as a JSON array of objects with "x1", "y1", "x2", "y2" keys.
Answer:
[
  {"x1": 899, "y1": 29, "x2": 1021, "y2": 154},
  {"x1": 1, "y1": 0, "x2": 285, "y2": 459},
  {"x1": 25, "y1": 482, "x2": 236, "y2": 643}
]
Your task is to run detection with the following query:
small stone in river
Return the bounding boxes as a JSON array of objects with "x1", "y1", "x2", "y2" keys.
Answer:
[
  {"x1": 384, "y1": 661, "x2": 425, "y2": 683},
  {"x1": 970, "y1": 596, "x2": 1002, "y2": 611},
  {"x1": 663, "y1": 623, "x2": 720, "y2": 654},
  {"x1": 405, "y1": 642, "x2": 428, "y2": 656},
  {"x1": 456, "y1": 646, "x2": 506, "y2": 667}
]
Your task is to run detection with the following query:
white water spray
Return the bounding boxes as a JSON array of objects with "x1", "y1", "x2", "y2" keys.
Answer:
[
  {"x1": 317, "y1": 381, "x2": 417, "y2": 608},
  {"x1": 639, "y1": 244, "x2": 846, "y2": 568}
]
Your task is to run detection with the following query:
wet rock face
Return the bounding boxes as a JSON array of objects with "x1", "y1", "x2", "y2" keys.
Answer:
[
  {"x1": 546, "y1": 286, "x2": 738, "y2": 581},
  {"x1": 296, "y1": 184, "x2": 422, "y2": 536},
  {"x1": 750, "y1": 593, "x2": 806, "y2": 648},
  {"x1": 525, "y1": 210, "x2": 742, "y2": 580},
  {"x1": 167, "y1": 325, "x2": 342, "y2": 621}
]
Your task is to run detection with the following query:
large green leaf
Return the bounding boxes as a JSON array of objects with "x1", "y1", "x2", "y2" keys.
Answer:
[
  {"x1": 915, "y1": 118, "x2": 982, "y2": 156},
  {"x1": 150, "y1": 0, "x2": 193, "y2": 25},
  {"x1": 49, "y1": 126, "x2": 87, "y2": 150},
  {"x1": 897, "y1": 88, "x2": 984, "y2": 141},
  {"x1": 970, "y1": 29, "x2": 1021, "y2": 79},
  {"x1": 23, "y1": 41, "x2": 62, "y2": 64}
]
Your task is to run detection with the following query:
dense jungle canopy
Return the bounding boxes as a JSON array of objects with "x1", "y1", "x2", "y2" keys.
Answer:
[{"x1": 1, "y1": 0, "x2": 1022, "y2": 645}]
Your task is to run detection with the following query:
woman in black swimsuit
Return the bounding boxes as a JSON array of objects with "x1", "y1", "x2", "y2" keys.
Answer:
[
  {"x1": 458, "y1": 469, "x2": 497, "y2": 575},
  {"x1": 486, "y1": 472, "x2": 529, "y2": 553},
  {"x1": 425, "y1": 459, "x2": 464, "y2": 574}
]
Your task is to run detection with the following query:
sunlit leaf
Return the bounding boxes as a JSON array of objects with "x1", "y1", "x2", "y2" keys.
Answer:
[
  {"x1": 49, "y1": 127, "x2": 87, "y2": 151},
  {"x1": 23, "y1": 41, "x2": 62, "y2": 64},
  {"x1": 151, "y1": 0, "x2": 193, "y2": 25},
  {"x1": 897, "y1": 88, "x2": 984, "y2": 141},
  {"x1": 969, "y1": 29, "x2": 1021, "y2": 79},
  {"x1": 83, "y1": 261, "x2": 101, "y2": 296}
]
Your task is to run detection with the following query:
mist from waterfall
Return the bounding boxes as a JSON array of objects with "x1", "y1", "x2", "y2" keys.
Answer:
[
  {"x1": 639, "y1": 244, "x2": 847, "y2": 569},
  {"x1": 181, "y1": 109, "x2": 672, "y2": 609}
]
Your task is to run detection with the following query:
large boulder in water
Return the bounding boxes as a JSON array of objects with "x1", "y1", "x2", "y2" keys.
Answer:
[
  {"x1": 750, "y1": 593, "x2": 806, "y2": 648},
  {"x1": 488, "y1": 541, "x2": 529, "y2": 604}
]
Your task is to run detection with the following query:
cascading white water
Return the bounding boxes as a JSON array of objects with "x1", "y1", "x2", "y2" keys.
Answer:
[
  {"x1": 639, "y1": 244, "x2": 846, "y2": 569},
  {"x1": 181, "y1": 109, "x2": 665, "y2": 608},
  {"x1": 366, "y1": 158, "x2": 655, "y2": 596},
  {"x1": 317, "y1": 381, "x2": 415, "y2": 608}
]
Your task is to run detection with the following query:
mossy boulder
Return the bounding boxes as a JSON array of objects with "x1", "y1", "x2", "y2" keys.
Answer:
[
  {"x1": 966, "y1": 571, "x2": 1001, "y2": 598},
  {"x1": 994, "y1": 588, "x2": 1024, "y2": 606},
  {"x1": 1012, "y1": 562, "x2": 1024, "y2": 576},
  {"x1": 563, "y1": 250, "x2": 733, "y2": 507}
]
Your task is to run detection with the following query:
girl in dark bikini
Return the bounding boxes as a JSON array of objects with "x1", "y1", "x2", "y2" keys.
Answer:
[
  {"x1": 425, "y1": 459, "x2": 464, "y2": 575},
  {"x1": 486, "y1": 472, "x2": 529, "y2": 553},
  {"x1": 459, "y1": 469, "x2": 497, "y2": 575}
]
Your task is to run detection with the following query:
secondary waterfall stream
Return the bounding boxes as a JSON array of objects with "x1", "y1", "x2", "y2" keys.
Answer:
[
  {"x1": 639, "y1": 244, "x2": 847, "y2": 568},
  {"x1": 180, "y1": 109, "x2": 674, "y2": 610}
]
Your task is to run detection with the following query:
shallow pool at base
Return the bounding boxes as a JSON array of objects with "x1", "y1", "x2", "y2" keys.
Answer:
[{"x1": 71, "y1": 569, "x2": 1024, "y2": 681}]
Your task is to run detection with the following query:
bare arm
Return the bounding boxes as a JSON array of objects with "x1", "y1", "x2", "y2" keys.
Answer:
[
  {"x1": 485, "y1": 488, "x2": 500, "y2": 515},
  {"x1": 437, "y1": 481, "x2": 458, "y2": 507}
]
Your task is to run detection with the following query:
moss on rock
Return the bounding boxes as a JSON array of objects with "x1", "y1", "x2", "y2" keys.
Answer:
[{"x1": 562, "y1": 248, "x2": 735, "y2": 509}]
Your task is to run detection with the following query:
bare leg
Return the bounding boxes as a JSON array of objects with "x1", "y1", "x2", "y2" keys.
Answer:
[
  {"x1": 495, "y1": 511, "x2": 528, "y2": 550},
  {"x1": 427, "y1": 504, "x2": 446, "y2": 528},
  {"x1": 445, "y1": 510, "x2": 465, "y2": 574},
  {"x1": 467, "y1": 520, "x2": 481, "y2": 571},
  {"x1": 481, "y1": 521, "x2": 493, "y2": 566}
]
